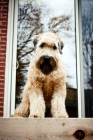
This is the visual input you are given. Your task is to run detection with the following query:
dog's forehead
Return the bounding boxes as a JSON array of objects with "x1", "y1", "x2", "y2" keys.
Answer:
[
  {"x1": 39, "y1": 34, "x2": 60, "y2": 45},
  {"x1": 40, "y1": 33, "x2": 59, "y2": 40}
]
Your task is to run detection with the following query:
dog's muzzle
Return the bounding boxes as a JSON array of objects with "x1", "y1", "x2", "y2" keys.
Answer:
[{"x1": 36, "y1": 55, "x2": 57, "y2": 75}]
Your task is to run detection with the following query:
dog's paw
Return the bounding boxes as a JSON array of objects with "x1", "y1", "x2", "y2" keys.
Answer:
[
  {"x1": 10, "y1": 114, "x2": 23, "y2": 118},
  {"x1": 53, "y1": 112, "x2": 68, "y2": 118},
  {"x1": 30, "y1": 113, "x2": 44, "y2": 118},
  {"x1": 58, "y1": 112, "x2": 69, "y2": 118},
  {"x1": 58, "y1": 114, "x2": 68, "y2": 118}
]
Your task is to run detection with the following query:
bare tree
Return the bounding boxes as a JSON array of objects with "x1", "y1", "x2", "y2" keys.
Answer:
[
  {"x1": 16, "y1": 3, "x2": 44, "y2": 106},
  {"x1": 16, "y1": 2, "x2": 76, "y2": 108},
  {"x1": 48, "y1": 15, "x2": 72, "y2": 32},
  {"x1": 82, "y1": 0, "x2": 93, "y2": 89}
]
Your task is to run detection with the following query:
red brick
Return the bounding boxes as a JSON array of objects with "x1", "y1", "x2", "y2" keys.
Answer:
[
  {"x1": 0, "y1": 66, "x2": 5, "y2": 70},
  {"x1": 0, "y1": 9, "x2": 8, "y2": 13},
  {"x1": 0, "y1": 60, "x2": 5, "y2": 63},
  {"x1": 0, "y1": 97, "x2": 4, "y2": 102},
  {"x1": 1, "y1": 13, "x2": 8, "y2": 17},
  {"x1": 0, "y1": 45, "x2": 6, "y2": 50},
  {"x1": 3, "y1": 7, "x2": 8, "y2": 11},
  {"x1": 0, "y1": 19, "x2": 7, "y2": 23},
  {"x1": 0, "y1": 57, "x2": 5, "y2": 61},
  {"x1": 0, "y1": 22, "x2": 7, "y2": 26},
  {"x1": 0, "y1": 53, "x2": 6, "y2": 57},
  {"x1": 0, "y1": 106, "x2": 3, "y2": 112},
  {"x1": 0, "y1": 67, "x2": 5, "y2": 70},
  {"x1": 0, "y1": 65, "x2": 5, "y2": 69},
  {"x1": 0, "y1": 6, "x2": 2, "y2": 10},
  {"x1": 0, "y1": 68, "x2": 5, "y2": 71},
  {"x1": 1, "y1": 37, "x2": 6, "y2": 41},
  {"x1": 0, "y1": 3, "x2": 8, "y2": 6},
  {"x1": 2, "y1": 21, "x2": 7, "y2": 25},
  {"x1": 0, "y1": 42, "x2": 6, "y2": 45},
  {"x1": 0, "y1": 92, "x2": 4, "y2": 95},
  {"x1": 0, "y1": 29, "x2": 7, "y2": 33},
  {"x1": 0, "y1": 79, "x2": 4, "y2": 84},
  {"x1": 0, "y1": 49, "x2": 6, "y2": 53},
  {"x1": 0, "y1": 96, "x2": 4, "y2": 99},
  {"x1": 0, "y1": 70, "x2": 5, "y2": 75},
  {"x1": 0, "y1": 91, "x2": 4, "y2": 94},
  {"x1": 0, "y1": 62, "x2": 5, "y2": 67},
  {"x1": 0, "y1": 73, "x2": 5, "y2": 79},
  {"x1": 0, "y1": 102, "x2": 3, "y2": 106},
  {"x1": 0, "y1": 61, "x2": 5, "y2": 64},
  {"x1": 0, "y1": 33, "x2": 7, "y2": 36},
  {"x1": 0, "y1": 25, "x2": 7, "y2": 28},
  {"x1": 0, "y1": 34, "x2": 6, "y2": 36},
  {"x1": 0, "y1": 17, "x2": 7, "y2": 20},
  {"x1": 0, "y1": 52, "x2": 5, "y2": 58},
  {"x1": 0, "y1": 72, "x2": 5, "y2": 76},
  {"x1": 0, "y1": 0, "x2": 8, "y2": 2},
  {"x1": 0, "y1": 111, "x2": 3, "y2": 117},
  {"x1": 0, "y1": 0, "x2": 9, "y2": 116},
  {"x1": 0, "y1": 0, "x2": 8, "y2": 1},
  {"x1": 0, "y1": 84, "x2": 4, "y2": 88}
]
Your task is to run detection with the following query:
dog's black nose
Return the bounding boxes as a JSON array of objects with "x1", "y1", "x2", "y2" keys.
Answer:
[{"x1": 44, "y1": 56, "x2": 50, "y2": 61}]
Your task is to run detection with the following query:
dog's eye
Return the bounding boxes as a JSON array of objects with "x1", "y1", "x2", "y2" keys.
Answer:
[
  {"x1": 40, "y1": 43, "x2": 45, "y2": 48},
  {"x1": 53, "y1": 45, "x2": 57, "y2": 50}
]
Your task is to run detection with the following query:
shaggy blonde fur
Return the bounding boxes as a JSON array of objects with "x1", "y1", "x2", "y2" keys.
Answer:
[{"x1": 11, "y1": 32, "x2": 68, "y2": 118}]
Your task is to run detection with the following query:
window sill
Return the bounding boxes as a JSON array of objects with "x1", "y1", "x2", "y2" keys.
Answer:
[{"x1": 0, "y1": 118, "x2": 93, "y2": 139}]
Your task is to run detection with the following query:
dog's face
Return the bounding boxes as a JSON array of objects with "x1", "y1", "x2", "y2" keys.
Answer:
[{"x1": 31, "y1": 32, "x2": 64, "y2": 75}]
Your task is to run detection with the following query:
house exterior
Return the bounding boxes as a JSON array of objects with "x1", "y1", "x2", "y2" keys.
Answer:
[{"x1": 0, "y1": 0, "x2": 9, "y2": 117}]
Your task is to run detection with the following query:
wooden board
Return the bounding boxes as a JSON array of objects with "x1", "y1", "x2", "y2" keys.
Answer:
[{"x1": 0, "y1": 118, "x2": 93, "y2": 140}]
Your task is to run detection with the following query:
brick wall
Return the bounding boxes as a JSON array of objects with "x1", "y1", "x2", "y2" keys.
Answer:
[{"x1": 0, "y1": 0, "x2": 9, "y2": 117}]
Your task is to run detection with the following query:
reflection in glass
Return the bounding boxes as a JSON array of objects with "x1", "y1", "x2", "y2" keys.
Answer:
[
  {"x1": 81, "y1": 0, "x2": 93, "y2": 117},
  {"x1": 16, "y1": 0, "x2": 78, "y2": 117}
]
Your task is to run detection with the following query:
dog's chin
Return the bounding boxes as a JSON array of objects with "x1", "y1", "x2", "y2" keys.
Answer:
[
  {"x1": 36, "y1": 56, "x2": 57, "y2": 75},
  {"x1": 40, "y1": 62, "x2": 53, "y2": 75}
]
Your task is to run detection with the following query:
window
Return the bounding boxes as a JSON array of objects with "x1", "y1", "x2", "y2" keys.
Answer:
[
  {"x1": 16, "y1": 0, "x2": 78, "y2": 117},
  {"x1": 81, "y1": 0, "x2": 93, "y2": 117},
  {"x1": 4, "y1": 0, "x2": 92, "y2": 118}
]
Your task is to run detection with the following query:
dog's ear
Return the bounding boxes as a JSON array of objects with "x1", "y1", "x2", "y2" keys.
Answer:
[
  {"x1": 31, "y1": 35, "x2": 40, "y2": 50},
  {"x1": 59, "y1": 40, "x2": 64, "y2": 54}
]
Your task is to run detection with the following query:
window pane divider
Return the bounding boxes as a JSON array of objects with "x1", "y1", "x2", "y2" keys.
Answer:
[
  {"x1": 10, "y1": 0, "x2": 18, "y2": 115},
  {"x1": 4, "y1": 0, "x2": 15, "y2": 117},
  {"x1": 75, "y1": 0, "x2": 85, "y2": 118}
]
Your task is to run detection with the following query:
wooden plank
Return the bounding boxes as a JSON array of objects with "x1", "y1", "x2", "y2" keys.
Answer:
[{"x1": 0, "y1": 118, "x2": 93, "y2": 140}]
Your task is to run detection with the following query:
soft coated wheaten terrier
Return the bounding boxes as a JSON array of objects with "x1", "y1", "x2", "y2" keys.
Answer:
[{"x1": 11, "y1": 32, "x2": 68, "y2": 118}]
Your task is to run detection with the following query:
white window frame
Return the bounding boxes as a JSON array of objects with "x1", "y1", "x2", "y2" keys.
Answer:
[
  {"x1": 4, "y1": 0, "x2": 18, "y2": 117},
  {"x1": 4, "y1": 0, "x2": 85, "y2": 118}
]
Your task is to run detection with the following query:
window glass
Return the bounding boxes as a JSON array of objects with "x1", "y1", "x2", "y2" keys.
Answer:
[
  {"x1": 81, "y1": 0, "x2": 93, "y2": 117},
  {"x1": 16, "y1": 0, "x2": 78, "y2": 117}
]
